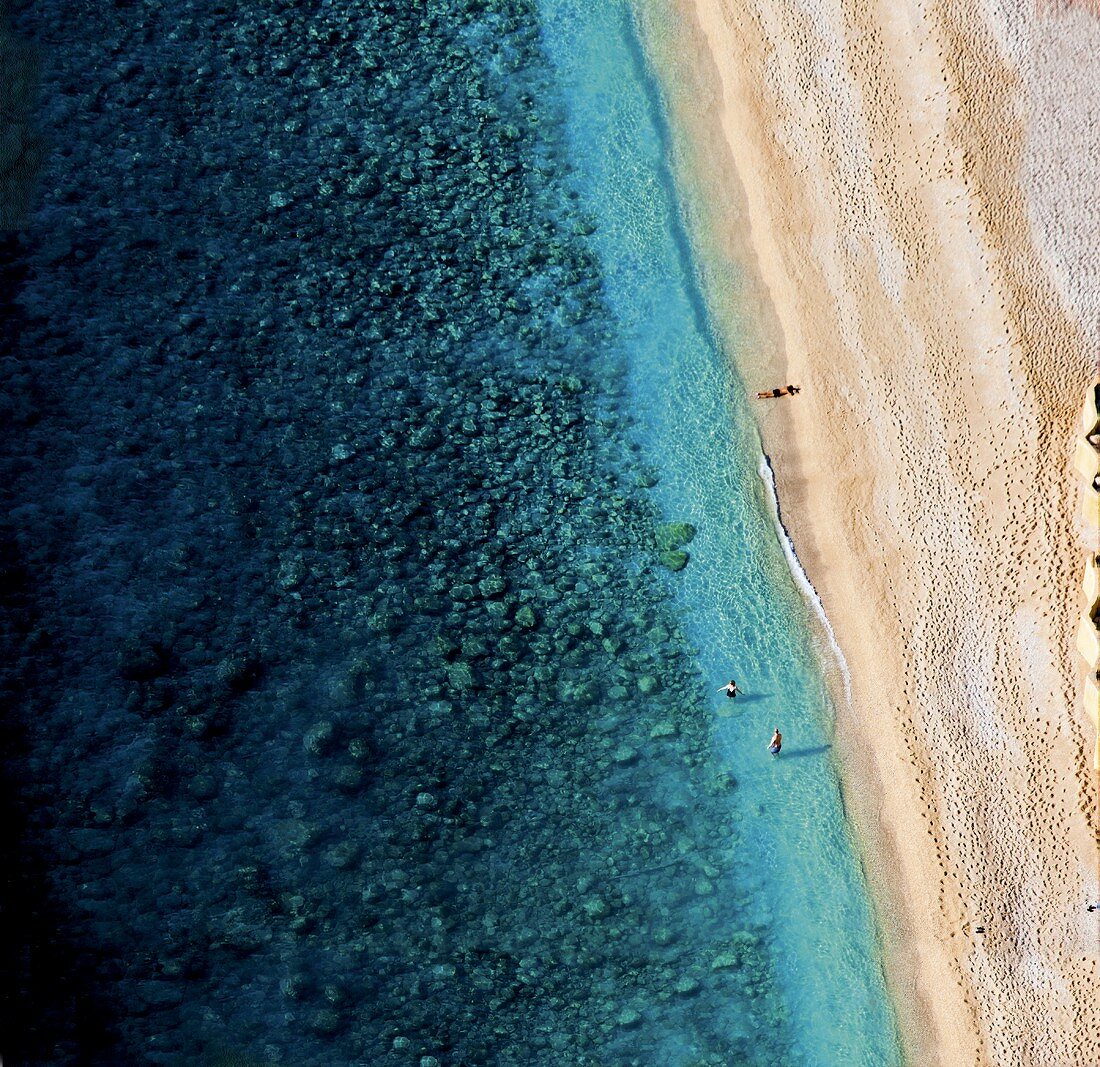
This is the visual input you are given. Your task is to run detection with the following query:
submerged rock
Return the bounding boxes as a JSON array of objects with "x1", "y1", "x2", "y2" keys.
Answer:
[
  {"x1": 303, "y1": 721, "x2": 335, "y2": 755},
  {"x1": 655, "y1": 521, "x2": 696, "y2": 551},
  {"x1": 583, "y1": 897, "x2": 611, "y2": 920}
]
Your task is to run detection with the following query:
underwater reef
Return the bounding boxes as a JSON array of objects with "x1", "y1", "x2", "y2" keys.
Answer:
[{"x1": 0, "y1": 1, "x2": 792, "y2": 1063}]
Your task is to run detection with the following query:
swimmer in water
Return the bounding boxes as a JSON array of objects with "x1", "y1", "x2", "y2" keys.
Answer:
[
  {"x1": 717, "y1": 679, "x2": 740, "y2": 700},
  {"x1": 769, "y1": 728, "x2": 782, "y2": 755}
]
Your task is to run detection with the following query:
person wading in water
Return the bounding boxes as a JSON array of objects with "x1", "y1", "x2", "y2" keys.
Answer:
[
  {"x1": 717, "y1": 678, "x2": 740, "y2": 700},
  {"x1": 769, "y1": 728, "x2": 782, "y2": 755}
]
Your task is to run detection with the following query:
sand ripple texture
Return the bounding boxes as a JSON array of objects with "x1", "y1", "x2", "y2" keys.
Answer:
[{"x1": 655, "y1": 0, "x2": 1100, "y2": 1063}]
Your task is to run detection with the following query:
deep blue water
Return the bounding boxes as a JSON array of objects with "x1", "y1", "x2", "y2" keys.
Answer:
[{"x1": 0, "y1": 0, "x2": 897, "y2": 1064}]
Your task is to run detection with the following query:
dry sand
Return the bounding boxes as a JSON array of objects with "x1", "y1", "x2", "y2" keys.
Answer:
[{"x1": 636, "y1": 0, "x2": 1100, "y2": 1062}]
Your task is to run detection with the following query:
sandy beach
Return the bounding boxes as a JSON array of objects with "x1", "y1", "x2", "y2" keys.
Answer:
[{"x1": 639, "y1": 0, "x2": 1100, "y2": 1062}]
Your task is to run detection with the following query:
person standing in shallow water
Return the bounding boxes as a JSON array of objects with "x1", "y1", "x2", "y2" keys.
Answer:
[
  {"x1": 717, "y1": 678, "x2": 740, "y2": 700},
  {"x1": 769, "y1": 728, "x2": 782, "y2": 755}
]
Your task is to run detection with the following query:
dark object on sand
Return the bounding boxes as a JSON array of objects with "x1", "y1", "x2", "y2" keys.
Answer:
[{"x1": 756, "y1": 384, "x2": 801, "y2": 399}]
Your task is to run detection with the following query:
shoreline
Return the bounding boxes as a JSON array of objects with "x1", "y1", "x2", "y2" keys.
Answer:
[
  {"x1": 536, "y1": 3, "x2": 904, "y2": 1058},
  {"x1": 635, "y1": 0, "x2": 1100, "y2": 1063},
  {"x1": 757, "y1": 451, "x2": 853, "y2": 709}
]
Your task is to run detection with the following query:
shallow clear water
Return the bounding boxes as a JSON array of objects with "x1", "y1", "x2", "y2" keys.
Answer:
[{"x1": 539, "y1": 1, "x2": 902, "y2": 1062}]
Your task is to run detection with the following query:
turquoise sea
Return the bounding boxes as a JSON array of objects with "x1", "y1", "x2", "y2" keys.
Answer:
[{"x1": 1, "y1": 0, "x2": 900, "y2": 1063}]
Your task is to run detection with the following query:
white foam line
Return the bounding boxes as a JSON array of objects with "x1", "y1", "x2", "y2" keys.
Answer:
[{"x1": 757, "y1": 452, "x2": 853, "y2": 708}]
